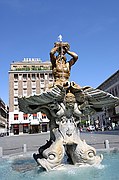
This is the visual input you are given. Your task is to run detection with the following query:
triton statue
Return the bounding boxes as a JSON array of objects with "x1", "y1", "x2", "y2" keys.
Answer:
[{"x1": 18, "y1": 35, "x2": 119, "y2": 171}]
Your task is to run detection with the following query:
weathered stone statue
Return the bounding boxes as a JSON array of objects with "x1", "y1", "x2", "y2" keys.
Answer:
[
  {"x1": 50, "y1": 41, "x2": 78, "y2": 87},
  {"x1": 18, "y1": 36, "x2": 119, "y2": 171}
]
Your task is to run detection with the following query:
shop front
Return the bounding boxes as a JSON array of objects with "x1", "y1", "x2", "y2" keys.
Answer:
[
  {"x1": 13, "y1": 124, "x2": 19, "y2": 135},
  {"x1": 42, "y1": 123, "x2": 48, "y2": 132}
]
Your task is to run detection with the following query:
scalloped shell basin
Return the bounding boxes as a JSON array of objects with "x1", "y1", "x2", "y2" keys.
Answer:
[{"x1": 0, "y1": 152, "x2": 119, "y2": 180}]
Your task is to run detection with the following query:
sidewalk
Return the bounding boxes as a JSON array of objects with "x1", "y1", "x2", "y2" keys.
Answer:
[
  {"x1": 0, "y1": 131, "x2": 119, "y2": 156},
  {"x1": 80, "y1": 130, "x2": 119, "y2": 149}
]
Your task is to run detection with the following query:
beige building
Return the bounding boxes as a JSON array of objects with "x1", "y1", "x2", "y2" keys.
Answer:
[
  {"x1": 9, "y1": 58, "x2": 54, "y2": 135},
  {"x1": 0, "y1": 98, "x2": 9, "y2": 135},
  {"x1": 92, "y1": 70, "x2": 119, "y2": 130}
]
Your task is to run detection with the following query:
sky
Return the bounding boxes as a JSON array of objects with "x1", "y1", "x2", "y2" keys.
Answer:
[{"x1": 0, "y1": 0, "x2": 119, "y2": 105}]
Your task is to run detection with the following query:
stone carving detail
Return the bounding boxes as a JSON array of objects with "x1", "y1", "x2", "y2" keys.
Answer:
[
  {"x1": 66, "y1": 139, "x2": 103, "y2": 166},
  {"x1": 36, "y1": 130, "x2": 65, "y2": 171},
  {"x1": 18, "y1": 36, "x2": 119, "y2": 171}
]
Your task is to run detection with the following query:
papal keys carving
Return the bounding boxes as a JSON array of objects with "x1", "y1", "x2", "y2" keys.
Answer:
[{"x1": 18, "y1": 36, "x2": 119, "y2": 171}]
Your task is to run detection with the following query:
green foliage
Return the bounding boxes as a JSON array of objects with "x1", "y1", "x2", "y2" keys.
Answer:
[
  {"x1": 12, "y1": 66, "x2": 52, "y2": 71},
  {"x1": 80, "y1": 119, "x2": 87, "y2": 125}
]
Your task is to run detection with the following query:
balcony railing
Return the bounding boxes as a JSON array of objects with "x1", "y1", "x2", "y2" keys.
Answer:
[{"x1": 10, "y1": 66, "x2": 52, "y2": 71}]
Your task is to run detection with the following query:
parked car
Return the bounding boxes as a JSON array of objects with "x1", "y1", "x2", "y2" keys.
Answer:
[
  {"x1": 86, "y1": 125, "x2": 95, "y2": 132},
  {"x1": 0, "y1": 133, "x2": 4, "y2": 137}
]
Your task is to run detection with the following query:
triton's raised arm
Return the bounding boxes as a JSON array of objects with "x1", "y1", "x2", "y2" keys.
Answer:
[
  {"x1": 50, "y1": 46, "x2": 58, "y2": 62},
  {"x1": 66, "y1": 49, "x2": 78, "y2": 67}
]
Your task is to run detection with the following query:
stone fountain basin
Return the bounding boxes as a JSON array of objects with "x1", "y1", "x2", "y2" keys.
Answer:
[{"x1": 0, "y1": 150, "x2": 119, "y2": 180}]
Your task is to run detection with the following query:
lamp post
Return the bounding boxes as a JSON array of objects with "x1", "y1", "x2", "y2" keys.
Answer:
[
  {"x1": 39, "y1": 118, "x2": 42, "y2": 133},
  {"x1": 108, "y1": 117, "x2": 112, "y2": 130}
]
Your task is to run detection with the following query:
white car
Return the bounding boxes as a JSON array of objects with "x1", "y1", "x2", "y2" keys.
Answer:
[{"x1": 87, "y1": 125, "x2": 95, "y2": 131}]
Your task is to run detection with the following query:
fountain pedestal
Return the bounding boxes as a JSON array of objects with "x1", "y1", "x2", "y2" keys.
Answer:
[{"x1": 18, "y1": 38, "x2": 119, "y2": 171}]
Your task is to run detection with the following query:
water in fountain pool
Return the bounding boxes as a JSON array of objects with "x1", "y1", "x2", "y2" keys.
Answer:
[{"x1": 0, "y1": 152, "x2": 119, "y2": 180}]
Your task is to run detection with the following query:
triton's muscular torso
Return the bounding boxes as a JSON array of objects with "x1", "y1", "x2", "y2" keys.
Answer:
[{"x1": 52, "y1": 58, "x2": 70, "y2": 85}]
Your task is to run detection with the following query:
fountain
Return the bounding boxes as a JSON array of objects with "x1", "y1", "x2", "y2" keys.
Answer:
[
  {"x1": 1, "y1": 151, "x2": 119, "y2": 180},
  {"x1": 18, "y1": 36, "x2": 119, "y2": 171}
]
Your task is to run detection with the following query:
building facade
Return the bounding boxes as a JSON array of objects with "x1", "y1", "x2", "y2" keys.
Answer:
[
  {"x1": 92, "y1": 70, "x2": 119, "y2": 130},
  {"x1": 0, "y1": 98, "x2": 9, "y2": 135},
  {"x1": 9, "y1": 58, "x2": 54, "y2": 135}
]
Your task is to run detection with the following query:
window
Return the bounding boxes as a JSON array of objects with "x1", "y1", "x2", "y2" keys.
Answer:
[
  {"x1": 23, "y1": 81, "x2": 27, "y2": 88},
  {"x1": 115, "y1": 86, "x2": 118, "y2": 97},
  {"x1": 23, "y1": 89, "x2": 27, "y2": 96},
  {"x1": 40, "y1": 80, "x2": 44, "y2": 88},
  {"x1": 14, "y1": 81, "x2": 18, "y2": 88},
  {"x1": 23, "y1": 114, "x2": 28, "y2": 120},
  {"x1": 32, "y1": 74, "x2": 36, "y2": 80},
  {"x1": 14, "y1": 74, "x2": 18, "y2": 80},
  {"x1": 32, "y1": 89, "x2": 36, "y2": 96},
  {"x1": 14, "y1": 97, "x2": 18, "y2": 104},
  {"x1": 42, "y1": 113, "x2": 46, "y2": 119},
  {"x1": 14, "y1": 105, "x2": 18, "y2": 111},
  {"x1": 13, "y1": 66, "x2": 17, "y2": 70},
  {"x1": 32, "y1": 81, "x2": 36, "y2": 88},
  {"x1": 111, "y1": 89, "x2": 114, "y2": 96},
  {"x1": 45, "y1": 74, "x2": 48, "y2": 80},
  {"x1": 13, "y1": 125, "x2": 19, "y2": 135},
  {"x1": 33, "y1": 114, "x2": 37, "y2": 119},
  {"x1": 40, "y1": 88, "x2": 44, "y2": 93},
  {"x1": 23, "y1": 124, "x2": 28, "y2": 133},
  {"x1": 49, "y1": 80, "x2": 53, "y2": 84},
  {"x1": 49, "y1": 73, "x2": 53, "y2": 79},
  {"x1": 19, "y1": 74, "x2": 22, "y2": 80},
  {"x1": 14, "y1": 114, "x2": 18, "y2": 120},
  {"x1": 40, "y1": 74, "x2": 44, "y2": 79},
  {"x1": 14, "y1": 89, "x2": 18, "y2": 96},
  {"x1": 23, "y1": 74, "x2": 27, "y2": 81}
]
